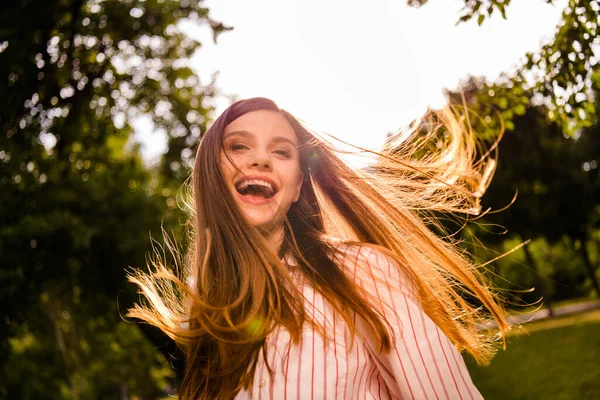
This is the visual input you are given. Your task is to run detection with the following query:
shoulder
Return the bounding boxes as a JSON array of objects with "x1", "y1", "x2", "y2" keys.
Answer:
[
  {"x1": 328, "y1": 241, "x2": 418, "y2": 300},
  {"x1": 327, "y1": 240, "x2": 400, "y2": 275}
]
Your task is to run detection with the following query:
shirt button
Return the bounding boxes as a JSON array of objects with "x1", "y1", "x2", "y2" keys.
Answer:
[{"x1": 259, "y1": 378, "x2": 266, "y2": 387}]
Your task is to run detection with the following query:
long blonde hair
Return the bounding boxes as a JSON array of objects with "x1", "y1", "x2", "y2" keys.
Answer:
[{"x1": 128, "y1": 97, "x2": 508, "y2": 399}]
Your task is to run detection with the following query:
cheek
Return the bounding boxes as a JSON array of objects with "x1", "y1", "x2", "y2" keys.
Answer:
[
  {"x1": 282, "y1": 167, "x2": 303, "y2": 197},
  {"x1": 219, "y1": 154, "x2": 240, "y2": 178},
  {"x1": 295, "y1": 171, "x2": 304, "y2": 194}
]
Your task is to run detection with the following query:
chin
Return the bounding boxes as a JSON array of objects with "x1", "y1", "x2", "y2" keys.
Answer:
[{"x1": 244, "y1": 213, "x2": 277, "y2": 231}]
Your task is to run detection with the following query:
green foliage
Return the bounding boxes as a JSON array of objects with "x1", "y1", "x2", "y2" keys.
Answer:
[
  {"x1": 479, "y1": 98, "x2": 599, "y2": 243},
  {"x1": 0, "y1": 0, "x2": 228, "y2": 396},
  {"x1": 407, "y1": 0, "x2": 556, "y2": 24},
  {"x1": 0, "y1": 143, "x2": 180, "y2": 397},
  {"x1": 409, "y1": 0, "x2": 600, "y2": 136},
  {"x1": 490, "y1": 237, "x2": 590, "y2": 305},
  {"x1": 513, "y1": 0, "x2": 600, "y2": 136},
  {"x1": 466, "y1": 315, "x2": 600, "y2": 399},
  {"x1": 445, "y1": 75, "x2": 600, "y2": 305},
  {"x1": 3, "y1": 305, "x2": 175, "y2": 399},
  {"x1": 411, "y1": 0, "x2": 517, "y2": 25},
  {"x1": 0, "y1": 0, "x2": 231, "y2": 181},
  {"x1": 392, "y1": 73, "x2": 600, "y2": 308}
]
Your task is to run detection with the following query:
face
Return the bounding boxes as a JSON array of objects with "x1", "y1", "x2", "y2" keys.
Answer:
[{"x1": 220, "y1": 110, "x2": 303, "y2": 236}]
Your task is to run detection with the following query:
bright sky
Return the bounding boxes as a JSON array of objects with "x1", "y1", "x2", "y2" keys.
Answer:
[{"x1": 135, "y1": 0, "x2": 567, "y2": 164}]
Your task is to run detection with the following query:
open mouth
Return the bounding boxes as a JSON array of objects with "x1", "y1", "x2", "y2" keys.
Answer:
[{"x1": 235, "y1": 179, "x2": 278, "y2": 199}]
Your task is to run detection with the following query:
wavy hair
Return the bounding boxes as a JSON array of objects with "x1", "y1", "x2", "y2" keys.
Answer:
[{"x1": 127, "y1": 97, "x2": 508, "y2": 399}]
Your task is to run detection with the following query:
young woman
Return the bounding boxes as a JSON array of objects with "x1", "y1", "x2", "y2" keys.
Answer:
[{"x1": 128, "y1": 97, "x2": 508, "y2": 399}]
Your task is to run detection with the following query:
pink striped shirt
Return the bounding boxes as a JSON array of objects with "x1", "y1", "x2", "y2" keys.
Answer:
[{"x1": 235, "y1": 245, "x2": 483, "y2": 399}]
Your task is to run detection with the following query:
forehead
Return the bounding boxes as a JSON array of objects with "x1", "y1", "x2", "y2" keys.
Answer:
[{"x1": 224, "y1": 110, "x2": 297, "y2": 143}]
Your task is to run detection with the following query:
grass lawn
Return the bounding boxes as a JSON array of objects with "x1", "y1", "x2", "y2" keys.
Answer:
[{"x1": 466, "y1": 309, "x2": 600, "y2": 400}]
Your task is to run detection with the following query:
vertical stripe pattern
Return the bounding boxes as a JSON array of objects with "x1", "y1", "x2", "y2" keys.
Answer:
[{"x1": 235, "y1": 246, "x2": 483, "y2": 399}]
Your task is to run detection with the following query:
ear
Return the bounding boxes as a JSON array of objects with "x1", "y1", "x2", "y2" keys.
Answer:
[{"x1": 293, "y1": 171, "x2": 303, "y2": 203}]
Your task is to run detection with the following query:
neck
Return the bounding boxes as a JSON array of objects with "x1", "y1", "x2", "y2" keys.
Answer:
[{"x1": 262, "y1": 225, "x2": 284, "y2": 254}]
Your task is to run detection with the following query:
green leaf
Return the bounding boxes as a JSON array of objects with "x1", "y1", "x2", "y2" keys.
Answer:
[
  {"x1": 499, "y1": 4, "x2": 507, "y2": 19},
  {"x1": 514, "y1": 104, "x2": 526, "y2": 116},
  {"x1": 497, "y1": 96, "x2": 508, "y2": 109}
]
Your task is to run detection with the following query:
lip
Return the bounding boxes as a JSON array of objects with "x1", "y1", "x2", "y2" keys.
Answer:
[{"x1": 233, "y1": 174, "x2": 279, "y2": 205}]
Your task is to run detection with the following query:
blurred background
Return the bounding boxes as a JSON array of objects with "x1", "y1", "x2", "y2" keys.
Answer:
[{"x1": 1, "y1": 0, "x2": 598, "y2": 398}]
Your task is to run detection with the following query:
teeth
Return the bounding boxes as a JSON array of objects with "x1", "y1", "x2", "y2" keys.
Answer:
[{"x1": 236, "y1": 179, "x2": 274, "y2": 192}]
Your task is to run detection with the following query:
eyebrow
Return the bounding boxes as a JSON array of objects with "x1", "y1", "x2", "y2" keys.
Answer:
[{"x1": 224, "y1": 130, "x2": 298, "y2": 147}]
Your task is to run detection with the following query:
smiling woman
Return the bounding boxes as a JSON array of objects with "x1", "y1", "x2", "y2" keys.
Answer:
[
  {"x1": 127, "y1": 97, "x2": 508, "y2": 399},
  {"x1": 220, "y1": 110, "x2": 303, "y2": 242}
]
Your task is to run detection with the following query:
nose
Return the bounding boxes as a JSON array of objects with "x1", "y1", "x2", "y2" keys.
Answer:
[{"x1": 248, "y1": 147, "x2": 271, "y2": 169}]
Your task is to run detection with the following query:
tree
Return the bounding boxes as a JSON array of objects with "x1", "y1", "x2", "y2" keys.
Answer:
[
  {"x1": 446, "y1": 77, "x2": 600, "y2": 310},
  {"x1": 408, "y1": 0, "x2": 600, "y2": 136},
  {"x1": 407, "y1": 0, "x2": 600, "y2": 307},
  {"x1": 0, "y1": 0, "x2": 230, "y2": 397}
]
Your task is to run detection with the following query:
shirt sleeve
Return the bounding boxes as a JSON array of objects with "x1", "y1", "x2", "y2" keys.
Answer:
[{"x1": 355, "y1": 246, "x2": 484, "y2": 400}]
